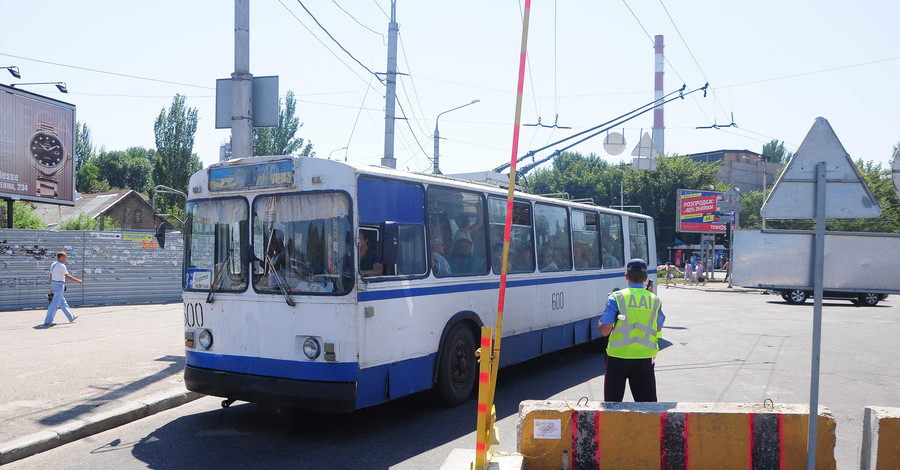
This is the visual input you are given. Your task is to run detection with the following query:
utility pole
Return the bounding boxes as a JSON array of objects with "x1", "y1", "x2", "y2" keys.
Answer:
[
  {"x1": 232, "y1": 0, "x2": 253, "y2": 159},
  {"x1": 381, "y1": 0, "x2": 398, "y2": 169}
]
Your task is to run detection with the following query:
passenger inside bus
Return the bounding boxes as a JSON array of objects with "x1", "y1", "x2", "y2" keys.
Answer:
[
  {"x1": 359, "y1": 229, "x2": 383, "y2": 276},
  {"x1": 449, "y1": 230, "x2": 481, "y2": 274},
  {"x1": 431, "y1": 238, "x2": 452, "y2": 276},
  {"x1": 539, "y1": 250, "x2": 559, "y2": 271}
]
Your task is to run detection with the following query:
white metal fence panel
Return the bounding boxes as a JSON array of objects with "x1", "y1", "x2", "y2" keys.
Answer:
[{"x1": 0, "y1": 229, "x2": 183, "y2": 311}]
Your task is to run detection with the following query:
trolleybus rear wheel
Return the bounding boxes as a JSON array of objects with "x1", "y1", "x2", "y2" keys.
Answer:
[{"x1": 434, "y1": 323, "x2": 477, "y2": 406}]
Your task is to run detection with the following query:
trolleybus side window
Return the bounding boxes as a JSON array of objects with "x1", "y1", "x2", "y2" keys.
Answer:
[
  {"x1": 572, "y1": 210, "x2": 601, "y2": 270},
  {"x1": 629, "y1": 218, "x2": 650, "y2": 264},
  {"x1": 535, "y1": 203, "x2": 572, "y2": 272},
  {"x1": 357, "y1": 178, "x2": 427, "y2": 278},
  {"x1": 184, "y1": 198, "x2": 249, "y2": 292},
  {"x1": 487, "y1": 197, "x2": 535, "y2": 274},
  {"x1": 599, "y1": 213, "x2": 624, "y2": 268},
  {"x1": 426, "y1": 186, "x2": 488, "y2": 277},
  {"x1": 251, "y1": 192, "x2": 353, "y2": 295}
]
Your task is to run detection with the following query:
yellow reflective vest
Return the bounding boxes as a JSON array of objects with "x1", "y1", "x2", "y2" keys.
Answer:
[{"x1": 606, "y1": 288, "x2": 662, "y2": 359}]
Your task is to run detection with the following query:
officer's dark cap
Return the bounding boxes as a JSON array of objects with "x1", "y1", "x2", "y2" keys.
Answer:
[{"x1": 626, "y1": 258, "x2": 648, "y2": 272}]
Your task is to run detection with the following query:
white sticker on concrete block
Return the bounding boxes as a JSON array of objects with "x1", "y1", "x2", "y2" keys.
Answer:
[{"x1": 533, "y1": 419, "x2": 561, "y2": 439}]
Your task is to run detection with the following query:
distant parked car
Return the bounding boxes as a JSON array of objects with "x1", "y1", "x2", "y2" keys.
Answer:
[{"x1": 779, "y1": 289, "x2": 888, "y2": 306}]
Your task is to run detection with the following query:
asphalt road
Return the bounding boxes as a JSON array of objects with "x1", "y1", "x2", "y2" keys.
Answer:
[{"x1": 4, "y1": 286, "x2": 897, "y2": 469}]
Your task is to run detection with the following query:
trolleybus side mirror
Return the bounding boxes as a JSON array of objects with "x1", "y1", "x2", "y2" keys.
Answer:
[
  {"x1": 380, "y1": 221, "x2": 399, "y2": 271},
  {"x1": 155, "y1": 222, "x2": 167, "y2": 249}
]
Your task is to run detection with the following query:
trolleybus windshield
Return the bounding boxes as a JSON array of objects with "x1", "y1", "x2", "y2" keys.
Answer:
[
  {"x1": 251, "y1": 192, "x2": 353, "y2": 295},
  {"x1": 184, "y1": 198, "x2": 249, "y2": 292}
]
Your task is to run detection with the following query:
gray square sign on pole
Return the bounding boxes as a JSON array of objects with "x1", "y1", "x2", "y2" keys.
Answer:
[{"x1": 215, "y1": 75, "x2": 279, "y2": 129}]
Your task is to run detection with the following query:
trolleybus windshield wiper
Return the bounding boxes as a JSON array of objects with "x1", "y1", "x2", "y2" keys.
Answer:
[
  {"x1": 264, "y1": 229, "x2": 295, "y2": 307},
  {"x1": 206, "y1": 253, "x2": 230, "y2": 304}
]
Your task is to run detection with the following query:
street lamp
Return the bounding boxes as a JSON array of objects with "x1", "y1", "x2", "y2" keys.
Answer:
[
  {"x1": 3, "y1": 66, "x2": 20, "y2": 79},
  {"x1": 329, "y1": 146, "x2": 348, "y2": 160},
  {"x1": 433, "y1": 99, "x2": 479, "y2": 174},
  {"x1": 10, "y1": 82, "x2": 67, "y2": 93}
]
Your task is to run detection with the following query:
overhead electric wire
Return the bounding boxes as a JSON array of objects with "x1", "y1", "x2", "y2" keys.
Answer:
[
  {"x1": 332, "y1": 0, "x2": 386, "y2": 42},
  {"x1": 721, "y1": 55, "x2": 900, "y2": 89},
  {"x1": 397, "y1": 32, "x2": 430, "y2": 137},
  {"x1": 294, "y1": 0, "x2": 384, "y2": 84},
  {"x1": 277, "y1": 0, "x2": 384, "y2": 96},
  {"x1": 658, "y1": 0, "x2": 731, "y2": 122},
  {"x1": 505, "y1": 83, "x2": 709, "y2": 177},
  {"x1": 619, "y1": 0, "x2": 712, "y2": 124},
  {"x1": 0, "y1": 52, "x2": 213, "y2": 89}
]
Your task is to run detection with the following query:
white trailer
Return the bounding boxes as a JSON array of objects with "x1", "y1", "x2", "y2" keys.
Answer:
[{"x1": 732, "y1": 229, "x2": 900, "y2": 306}]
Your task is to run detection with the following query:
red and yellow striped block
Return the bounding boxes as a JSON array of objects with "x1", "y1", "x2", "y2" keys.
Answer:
[
  {"x1": 517, "y1": 401, "x2": 836, "y2": 469},
  {"x1": 861, "y1": 406, "x2": 900, "y2": 470}
]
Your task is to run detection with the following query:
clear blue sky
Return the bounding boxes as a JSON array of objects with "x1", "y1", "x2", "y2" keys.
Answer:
[{"x1": 2, "y1": 1, "x2": 898, "y2": 175}]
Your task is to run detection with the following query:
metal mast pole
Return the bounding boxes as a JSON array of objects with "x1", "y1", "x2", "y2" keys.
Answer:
[
  {"x1": 232, "y1": 0, "x2": 253, "y2": 159},
  {"x1": 381, "y1": 0, "x2": 398, "y2": 169}
]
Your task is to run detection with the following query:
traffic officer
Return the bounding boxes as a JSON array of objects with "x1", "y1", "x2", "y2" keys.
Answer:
[{"x1": 598, "y1": 258, "x2": 665, "y2": 402}]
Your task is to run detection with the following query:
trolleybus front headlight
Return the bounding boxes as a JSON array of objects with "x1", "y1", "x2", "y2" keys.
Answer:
[
  {"x1": 198, "y1": 329, "x2": 213, "y2": 350},
  {"x1": 302, "y1": 337, "x2": 321, "y2": 360}
]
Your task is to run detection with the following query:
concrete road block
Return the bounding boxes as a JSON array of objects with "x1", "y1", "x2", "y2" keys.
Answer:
[
  {"x1": 518, "y1": 400, "x2": 836, "y2": 469},
  {"x1": 861, "y1": 406, "x2": 900, "y2": 470}
]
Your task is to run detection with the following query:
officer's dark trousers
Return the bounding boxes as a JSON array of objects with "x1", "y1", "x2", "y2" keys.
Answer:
[{"x1": 604, "y1": 355, "x2": 657, "y2": 402}]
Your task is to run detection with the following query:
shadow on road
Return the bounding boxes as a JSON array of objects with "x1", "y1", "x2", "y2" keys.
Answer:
[
  {"x1": 130, "y1": 343, "x2": 608, "y2": 469},
  {"x1": 38, "y1": 356, "x2": 184, "y2": 426}
]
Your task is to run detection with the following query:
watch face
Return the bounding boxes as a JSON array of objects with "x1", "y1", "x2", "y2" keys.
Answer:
[{"x1": 31, "y1": 132, "x2": 65, "y2": 169}]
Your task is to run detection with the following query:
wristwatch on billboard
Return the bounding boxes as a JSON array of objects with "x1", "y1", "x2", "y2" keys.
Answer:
[{"x1": 29, "y1": 120, "x2": 69, "y2": 198}]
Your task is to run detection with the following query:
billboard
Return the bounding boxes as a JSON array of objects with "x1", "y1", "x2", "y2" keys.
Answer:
[
  {"x1": 0, "y1": 84, "x2": 76, "y2": 205},
  {"x1": 677, "y1": 189, "x2": 726, "y2": 233}
]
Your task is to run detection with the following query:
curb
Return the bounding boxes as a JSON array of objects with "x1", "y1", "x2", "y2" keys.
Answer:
[{"x1": 0, "y1": 389, "x2": 201, "y2": 465}]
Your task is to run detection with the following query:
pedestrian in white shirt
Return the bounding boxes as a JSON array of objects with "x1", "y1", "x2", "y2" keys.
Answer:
[{"x1": 44, "y1": 251, "x2": 83, "y2": 326}]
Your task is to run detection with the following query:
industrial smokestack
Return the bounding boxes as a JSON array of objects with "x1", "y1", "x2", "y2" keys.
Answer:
[{"x1": 652, "y1": 35, "x2": 664, "y2": 156}]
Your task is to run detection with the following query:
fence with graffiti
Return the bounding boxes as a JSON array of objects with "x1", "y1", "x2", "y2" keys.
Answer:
[{"x1": 0, "y1": 229, "x2": 183, "y2": 311}]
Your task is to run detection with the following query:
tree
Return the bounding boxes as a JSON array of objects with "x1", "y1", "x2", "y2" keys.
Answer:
[
  {"x1": 92, "y1": 147, "x2": 155, "y2": 193},
  {"x1": 238, "y1": 90, "x2": 315, "y2": 157},
  {"x1": 74, "y1": 122, "x2": 96, "y2": 189},
  {"x1": 57, "y1": 213, "x2": 119, "y2": 231},
  {"x1": 75, "y1": 163, "x2": 111, "y2": 194},
  {"x1": 762, "y1": 140, "x2": 793, "y2": 164},
  {"x1": 528, "y1": 152, "x2": 723, "y2": 259},
  {"x1": 153, "y1": 94, "x2": 202, "y2": 214},
  {"x1": 12, "y1": 201, "x2": 45, "y2": 229}
]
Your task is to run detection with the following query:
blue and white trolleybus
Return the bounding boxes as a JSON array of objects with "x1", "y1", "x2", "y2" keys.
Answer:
[{"x1": 181, "y1": 156, "x2": 656, "y2": 411}]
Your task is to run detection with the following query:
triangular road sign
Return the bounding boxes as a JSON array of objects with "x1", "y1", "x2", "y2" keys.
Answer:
[
  {"x1": 760, "y1": 117, "x2": 882, "y2": 219},
  {"x1": 631, "y1": 132, "x2": 655, "y2": 157}
]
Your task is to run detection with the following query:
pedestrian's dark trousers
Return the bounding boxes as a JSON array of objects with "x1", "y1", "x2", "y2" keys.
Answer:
[{"x1": 604, "y1": 355, "x2": 657, "y2": 402}]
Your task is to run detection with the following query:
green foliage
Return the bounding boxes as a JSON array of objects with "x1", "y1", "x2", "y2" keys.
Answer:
[
  {"x1": 762, "y1": 140, "x2": 792, "y2": 164},
  {"x1": 75, "y1": 163, "x2": 111, "y2": 194},
  {"x1": 11, "y1": 201, "x2": 46, "y2": 229},
  {"x1": 527, "y1": 152, "x2": 723, "y2": 258},
  {"x1": 57, "y1": 213, "x2": 120, "y2": 231},
  {"x1": 737, "y1": 190, "x2": 765, "y2": 229},
  {"x1": 74, "y1": 121, "x2": 96, "y2": 178},
  {"x1": 92, "y1": 147, "x2": 155, "y2": 193},
  {"x1": 153, "y1": 94, "x2": 201, "y2": 214},
  {"x1": 246, "y1": 90, "x2": 315, "y2": 157}
]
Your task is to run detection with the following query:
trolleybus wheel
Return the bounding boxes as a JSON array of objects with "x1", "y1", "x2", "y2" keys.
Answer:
[{"x1": 434, "y1": 323, "x2": 477, "y2": 407}]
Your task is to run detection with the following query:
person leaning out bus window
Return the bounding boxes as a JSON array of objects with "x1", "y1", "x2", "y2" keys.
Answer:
[
  {"x1": 359, "y1": 230, "x2": 383, "y2": 276},
  {"x1": 598, "y1": 258, "x2": 666, "y2": 402}
]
